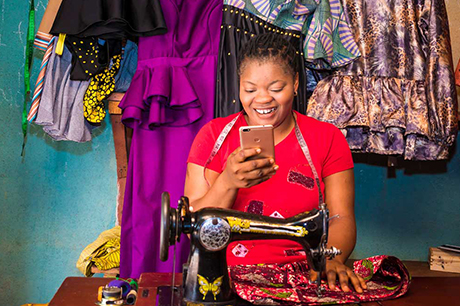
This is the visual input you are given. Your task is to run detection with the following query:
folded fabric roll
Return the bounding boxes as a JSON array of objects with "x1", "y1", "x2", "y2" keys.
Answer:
[
  {"x1": 76, "y1": 226, "x2": 121, "y2": 277},
  {"x1": 230, "y1": 255, "x2": 410, "y2": 305}
]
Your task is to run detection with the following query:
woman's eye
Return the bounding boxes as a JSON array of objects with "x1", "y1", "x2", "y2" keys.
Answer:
[
  {"x1": 271, "y1": 88, "x2": 283, "y2": 93},
  {"x1": 245, "y1": 89, "x2": 256, "y2": 93}
]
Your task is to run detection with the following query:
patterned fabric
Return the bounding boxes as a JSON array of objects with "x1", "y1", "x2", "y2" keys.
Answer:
[
  {"x1": 33, "y1": 31, "x2": 53, "y2": 51},
  {"x1": 76, "y1": 226, "x2": 121, "y2": 277},
  {"x1": 307, "y1": 0, "x2": 458, "y2": 160},
  {"x1": 216, "y1": 5, "x2": 308, "y2": 117},
  {"x1": 28, "y1": 33, "x2": 55, "y2": 122},
  {"x1": 83, "y1": 54, "x2": 122, "y2": 125},
  {"x1": 224, "y1": 0, "x2": 360, "y2": 69},
  {"x1": 230, "y1": 255, "x2": 410, "y2": 305}
]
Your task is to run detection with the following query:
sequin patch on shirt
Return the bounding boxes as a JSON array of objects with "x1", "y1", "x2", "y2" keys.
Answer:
[
  {"x1": 287, "y1": 169, "x2": 314, "y2": 190},
  {"x1": 247, "y1": 200, "x2": 264, "y2": 215}
]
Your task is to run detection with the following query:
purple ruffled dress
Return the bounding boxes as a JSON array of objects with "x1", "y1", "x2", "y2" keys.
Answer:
[{"x1": 119, "y1": 0, "x2": 222, "y2": 278}]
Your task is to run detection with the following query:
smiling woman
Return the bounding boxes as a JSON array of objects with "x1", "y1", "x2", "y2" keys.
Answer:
[{"x1": 184, "y1": 33, "x2": 366, "y2": 293}]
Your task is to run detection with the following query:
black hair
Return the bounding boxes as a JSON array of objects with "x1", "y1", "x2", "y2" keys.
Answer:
[{"x1": 237, "y1": 33, "x2": 299, "y2": 79}]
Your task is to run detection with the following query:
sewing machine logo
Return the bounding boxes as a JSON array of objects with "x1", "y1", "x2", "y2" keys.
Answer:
[
  {"x1": 226, "y1": 216, "x2": 308, "y2": 237},
  {"x1": 197, "y1": 274, "x2": 224, "y2": 300}
]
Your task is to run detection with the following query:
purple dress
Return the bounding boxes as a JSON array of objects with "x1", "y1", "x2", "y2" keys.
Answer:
[{"x1": 119, "y1": 0, "x2": 222, "y2": 278}]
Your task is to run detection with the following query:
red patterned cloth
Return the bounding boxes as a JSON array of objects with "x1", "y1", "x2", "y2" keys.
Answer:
[{"x1": 230, "y1": 256, "x2": 410, "y2": 305}]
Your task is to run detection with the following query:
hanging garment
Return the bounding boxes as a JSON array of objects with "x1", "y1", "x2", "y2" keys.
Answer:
[
  {"x1": 114, "y1": 40, "x2": 138, "y2": 93},
  {"x1": 28, "y1": 33, "x2": 55, "y2": 121},
  {"x1": 216, "y1": 0, "x2": 360, "y2": 117},
  {"x1": 83, "y1": 53, "x2": 122, "y2": 125},
  {"x1": 216, "y1": 5, "x2": 308, "y2": 117},
  {"x1": 49, "y1": 0, "x2": 167, "y2": 39},
  {"x1": 64, "y1": 37, "x2": 122, "y2": 81},
  {"x1": 34, "y1": 41, "x2": 94, "y2": 142},
  {"x1": 307, "y1": 0, "x2": 458, "y2": 160},
  {"x1": 118, "y1": 0, "x2": 222, "y2": 278},
  {"x1": 230, "y1": 255, "x2": 410, "y2": 305}
]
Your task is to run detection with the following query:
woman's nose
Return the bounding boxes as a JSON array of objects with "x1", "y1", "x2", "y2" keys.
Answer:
[{"x1": 254, "y1": 90, "x2": 273, "y2": 103}]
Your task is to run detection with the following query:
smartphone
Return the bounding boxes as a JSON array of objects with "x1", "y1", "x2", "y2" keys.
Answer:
[{"x1": 239, "y1": 125, "x2": 275, "y2": 161}]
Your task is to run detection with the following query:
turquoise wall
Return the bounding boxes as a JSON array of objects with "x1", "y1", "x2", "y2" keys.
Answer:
[
  {"x1": 0, "y1": 1, "x2": 459, "y2": 306},
  {"x1": 0, "y1": 1, "x2": 117, "y2": 306}
]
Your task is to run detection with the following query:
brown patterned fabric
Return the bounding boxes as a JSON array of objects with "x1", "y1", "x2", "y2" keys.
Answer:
[{"x1": 307, "y1": 0, "x2": 458, "y2": 160}]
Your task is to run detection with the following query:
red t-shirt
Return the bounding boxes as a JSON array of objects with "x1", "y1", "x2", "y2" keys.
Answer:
[{"x1": 187, "y1": 111, "x2": 353, "y2": 265}]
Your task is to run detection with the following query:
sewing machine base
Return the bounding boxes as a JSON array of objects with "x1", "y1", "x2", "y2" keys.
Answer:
[{"x1": 156, "y1": 286, "x2": 249, "y2": 306}]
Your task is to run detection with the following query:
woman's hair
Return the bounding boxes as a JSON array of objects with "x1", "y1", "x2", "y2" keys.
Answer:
[{"x1": 237, "y1": 33, "x2": 299, "y2": 79}]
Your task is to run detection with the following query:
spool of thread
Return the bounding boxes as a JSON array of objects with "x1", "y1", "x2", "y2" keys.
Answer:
[
  {"x1": 108, "y1": 280, "x2": 132, "y2": 298},
  {"x1": 102, "y1": 286, "x2": 123, "y2": 301},
  {"x1": 125, "y1": 289, "x2": 138, "y2": 305}
]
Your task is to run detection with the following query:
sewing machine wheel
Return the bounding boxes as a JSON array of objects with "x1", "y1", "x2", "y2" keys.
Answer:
[{"x1": 160, "y1": 192, "x2": 172, "y2": 262}]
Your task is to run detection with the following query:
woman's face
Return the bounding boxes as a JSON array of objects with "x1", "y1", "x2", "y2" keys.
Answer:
[{"x1": 239, "y1": 59, "x2": 299, "y2": 128}]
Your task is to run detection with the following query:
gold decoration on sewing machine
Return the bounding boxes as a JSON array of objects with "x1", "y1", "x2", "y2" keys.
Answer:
[
  {"x1": 226, "y1": 217, "x2": 250, "y2": 233},
  {"x1": 197, "y1": 274, "x2": 224, "y2": 300},
  {"x1": 226, "y1": 217, "x2": 308, "y2": 237}
]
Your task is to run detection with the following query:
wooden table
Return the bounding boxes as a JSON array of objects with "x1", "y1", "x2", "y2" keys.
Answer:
[{"x1": 48, "y1": 274, "x2": 460, "y2": 306}]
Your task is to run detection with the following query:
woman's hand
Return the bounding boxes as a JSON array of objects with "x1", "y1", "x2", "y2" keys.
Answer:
[
  {"x1": 310, "y1": 258, "x2": 367, "y2": 293},
  {"x1": 221, "y1": 147, "x2": 278, "y2": 190}
]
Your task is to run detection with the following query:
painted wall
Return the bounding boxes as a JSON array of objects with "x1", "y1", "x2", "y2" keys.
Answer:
[
  {"x1": 0, "y1": 1, "x2": 459, "y2": 306},
  {"x1": 0, "y1": 1, "x2": 117, "y2": 306}
]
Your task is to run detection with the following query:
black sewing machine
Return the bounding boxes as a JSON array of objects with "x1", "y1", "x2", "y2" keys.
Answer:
[{"x1": 159, "y1": 192, "x2": 341, "y2": 306}]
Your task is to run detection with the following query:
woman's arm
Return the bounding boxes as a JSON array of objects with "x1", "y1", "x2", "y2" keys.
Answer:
[
  {"x1": 184, "y1": 147, "x2": 277, "y2": 211},
  {"x1": 311, "y1": 169, "x2": 367, "y2": 293}
]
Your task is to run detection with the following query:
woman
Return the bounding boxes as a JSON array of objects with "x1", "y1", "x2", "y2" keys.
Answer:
[{"x1": 185, "y1": 33, "x2": 366, "y2": 293}]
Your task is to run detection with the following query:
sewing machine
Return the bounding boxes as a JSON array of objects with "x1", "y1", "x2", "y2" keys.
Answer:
[{"x1": 159, "y1": 192, "x2": 341, "y2": 306}]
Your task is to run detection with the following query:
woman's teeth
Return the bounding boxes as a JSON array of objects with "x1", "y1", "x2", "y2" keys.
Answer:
[{"x1": 255, "y1": 107, "x2": 276, "y2": 114}]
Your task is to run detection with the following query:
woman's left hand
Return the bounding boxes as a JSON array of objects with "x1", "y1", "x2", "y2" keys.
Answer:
[{"x1": 310, "y1": 258, "x2": 367, "y2": 293}]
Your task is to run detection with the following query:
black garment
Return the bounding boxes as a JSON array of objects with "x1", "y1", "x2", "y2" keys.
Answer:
[
  {"x1": 66, "y1": 36, "x2": 122, "y2": 81},
  {"x1": 50, "y1": 0, "x2": 167, "y2": 39},
  {"x1": 216, "y1": 5, "x2": 307, "y2": 118}
]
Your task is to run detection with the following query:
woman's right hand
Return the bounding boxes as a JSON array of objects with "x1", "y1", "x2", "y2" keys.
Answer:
[{"x1": 221, "y1": 147, "x2": 278, "y2": 190}]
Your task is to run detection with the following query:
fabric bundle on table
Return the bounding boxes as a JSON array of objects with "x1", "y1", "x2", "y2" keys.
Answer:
[
  {"x1": 230, "y1": 255, "x2": 410, "y2": 305},
  {"x1": 76, "y1": 226, "x2": 121, "y2": 277}
]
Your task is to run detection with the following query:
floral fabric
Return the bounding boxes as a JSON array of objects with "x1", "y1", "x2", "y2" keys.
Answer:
[
  {"x1": 307, "y1": 0, "x2": 458, "y2": 160},
  {"x1": 230, "y1": 255, "x2": 410, "y2": 305}
]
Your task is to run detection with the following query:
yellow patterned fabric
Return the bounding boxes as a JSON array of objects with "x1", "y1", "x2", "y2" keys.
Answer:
[
  {"x1": 92, "y1": 238, "x2": 120, "y2": 271},
  {"x1": 83, "y1": 54, "x2": 121, "y2": 124},
  {"x1": 76, "y1": 226, "x2": 121, "y2": 277}
]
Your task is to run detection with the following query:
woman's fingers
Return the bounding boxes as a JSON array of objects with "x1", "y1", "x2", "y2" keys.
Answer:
[
  {"x1": 326, "y1": 270, "x2": 337, "y2": 290},
  {"x1": 347, "y1": 269, "x2": 364, "y2": 293},
  {"x1": 233, "y1": 147, "x2": 261, "y2": 162}
]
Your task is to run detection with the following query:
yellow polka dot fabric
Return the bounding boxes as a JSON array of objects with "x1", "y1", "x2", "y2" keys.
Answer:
[{"x1": 83, "y1": 54, "x2": 122, "y2": 124}]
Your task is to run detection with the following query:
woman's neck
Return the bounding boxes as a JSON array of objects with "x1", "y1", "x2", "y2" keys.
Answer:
[{"x1": 273, "y1": 111, "x2": 295, "y2": 145}]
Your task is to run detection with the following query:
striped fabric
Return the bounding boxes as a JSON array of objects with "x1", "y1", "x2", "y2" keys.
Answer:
[
  {"x1": 27, "y1": 32, "x2": 55, "y2": 122},
  {"x1": 33, "y1": 31, "x2": 53, "y2": 51}
]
